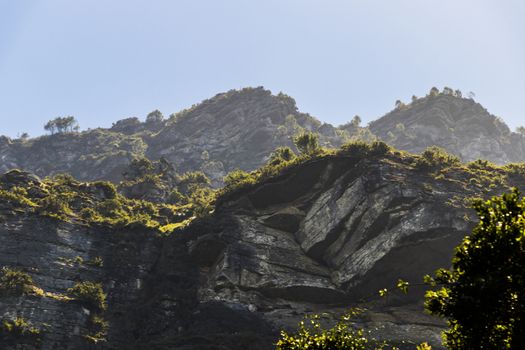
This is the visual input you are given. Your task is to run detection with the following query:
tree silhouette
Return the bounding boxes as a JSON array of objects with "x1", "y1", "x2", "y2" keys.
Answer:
[
  {"x1": 425, "y1": 189, "x2": 525, "y2": 349},
  {"x1": 44, "y1": 116, "x2": 79, "y2": 134}
]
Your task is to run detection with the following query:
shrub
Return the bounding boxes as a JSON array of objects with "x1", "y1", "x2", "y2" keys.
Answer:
[
  {"x1": 123, "y1": 157, "x2": 155, "y2": 181},
  {"x1": 466, "y1": 159, "x2": 497, "y2": 171},
  {"x1": 38, "y1": 193, "x2": 73, "y2": 218},
  {"x1": 415, "y1": 146, "x2": 460, "y2": 169},
  {"x1": 268, "y1": 147, "x2": 296, "y2": 166},
  {"x1": 276, "y1": 310, "x2": 391, "y2": 350},
  {"x1": 177, "y1": 171, "x2": 211, "y2": 195},
  {"x1": 1, "y1": 317, "x2": 40, "y2": 337},
  {"x1": 91, "y1": 181, "x2": 118, "y2": 199},
  {"x1": 167, "y1": 189, "x2": 186, "y2": 205},
  {"x1": 223, "y1": 169, "x2": 256, "y2": 188},
  {"x1": 67, "y1": 281, "x2": 107, "y2": 311},
  {"x1": 85, "y1": 314, "x2": 108, "y2": 343},
  {"x1": 0, "y1": 188, "x2": 36, "y2": 208},
  {"x1": 424, "y1": 189, "x2": 525, "y2": 349},
  {"x1": 187, "y1": 186, "x2": 215, "y2": 217},
  {"x1": 146, "y1": 109, "x2": 164, "y2": 123},
  {"x1": 0, "y1": 267, "x2": 35, "y2": 296},
  {"x1": 293, "y1": 132, "x2": 319, "y2": 155},
  {"x1": 339, "y1": 141, "x2": 390, "y2": 158}
]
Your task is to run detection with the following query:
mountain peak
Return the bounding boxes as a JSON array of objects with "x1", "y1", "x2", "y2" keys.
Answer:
[{"x1": 370, "y1": 92, "x2": 523, "y2": 164}]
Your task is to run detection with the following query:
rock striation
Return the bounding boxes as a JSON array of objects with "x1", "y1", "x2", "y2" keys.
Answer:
[
  {"x1": 2, "y1": 150, "x2": 524, "y2": 349},
  {"x1": 1, "y1": 88, "x2": 524, "y2": 186},
  {"x1": 370, "y1": 94, "x2": 525, "y2": 164},
  {"x1": 0, "y1": 88, "x2": 344, "y2": 185}
]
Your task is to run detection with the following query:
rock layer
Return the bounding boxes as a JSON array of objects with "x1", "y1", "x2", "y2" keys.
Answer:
[{"x1": 3, "y1": 152, "x2": 523, "y2": 349}]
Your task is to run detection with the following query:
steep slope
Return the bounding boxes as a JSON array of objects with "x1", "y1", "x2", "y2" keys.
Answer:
[
  {"x1": 0, "y1": 88, "x2": 343, "y2": 184},
  {"x1": 2, "y1": 88, "x2": 524, "y2": 184},
  {"x1": 145, "y1": 88, "x2": 343, "y2": 183},
  {"x1": 369, "y1": 93, "x2": 525, "y2": 164},
  {"x1": 2, "y1": 147, "x2": 524, "y2": 349}
]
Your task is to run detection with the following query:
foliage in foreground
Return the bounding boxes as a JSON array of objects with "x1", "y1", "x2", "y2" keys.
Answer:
[
  {"x1": 276, "y1": 310, "x2": 395, "y2": 350},
  {"x1": 425, "y1": 189, "x2": 525, "y2": 349}
]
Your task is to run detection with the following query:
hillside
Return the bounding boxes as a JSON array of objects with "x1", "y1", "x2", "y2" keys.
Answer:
[
  {"x1": 0, "y1": 88, "x2": 345, "y2": 185},
  {"x1": 370, "y1": 92, "x2": 525, "y2": 164},
  {"x1": 1, "y1": 144, "x2": 524, "y2": 349},
  {"x1": 1, "y1": 88, "x2": 523, "y2": 186}
]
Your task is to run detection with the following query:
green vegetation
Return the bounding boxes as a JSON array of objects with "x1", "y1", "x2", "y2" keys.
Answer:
[
  {"x1": 351, "y1": 115, "x2": 361, "y2": 127},
  {"x1": 87, "y1": 256, "x2": 104, "y2": 268},
  {"x1": 276, "y1": 310, "x2": 394, "y2": 350},
  {"x1": 338, "y1": 140, "x2": 390, "y2": 158},
  {"x1": 424, "y1": 189, "x2": 525, "y2": 349},
  {"x1": 67, "y1": 281, "x2": 107, "y2": 312},
  {"x1": 44, "y1": 116, "x2": 79, "y2": 134},
  {"x1": 85, "y1": 314, "x2": 108, "y2": 343},
  {"x1": 1, "y1": 317, "x2": 40, "y2": 337},
  {"x1": 66, "y1": 280, "x2": 109, "y2": 342},
  {"x1": 293, "y1": 132, "x2": 320, "y2": 155},
  {"x1": 220, "y1": 140, "x2": 393, "y2": 200},
  {"x1": 119, "y1": 157, "x2": 215, "y2": 218},
  {"x1": 0, "y1": 186, "x2": 37, "y2": 208},
  {"x1": 0, "y1": 267, "x2": 36, "y2": 296},
  {"x1": 268, "y1": 146, "x2": 296, "y2": 166},
  {"x1": 415, "y1": 146, "x2": 460, "y2": 169},
  {"x1": 146, "y1": 109, "x2": 164, "y2": 123},
  {"x1": 224, "y1": 169, "x2": 257, "y2": 189},
  {"x1": 0, "y1": 169, "x2": 194, "y2": 234}
]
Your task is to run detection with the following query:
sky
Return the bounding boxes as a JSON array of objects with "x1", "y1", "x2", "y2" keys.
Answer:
[{"x1": 0, "y1": 0, "x2": 524, "y2": 138}]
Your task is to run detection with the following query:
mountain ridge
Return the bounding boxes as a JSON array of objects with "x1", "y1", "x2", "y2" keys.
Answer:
[{"x1": 0, "y1": 87, "x2": 523, "y2": 187}]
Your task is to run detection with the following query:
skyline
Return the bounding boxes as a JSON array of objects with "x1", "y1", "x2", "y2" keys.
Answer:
[{"x1": 1, "y1": 0, "x2": 524, "y2": 137}]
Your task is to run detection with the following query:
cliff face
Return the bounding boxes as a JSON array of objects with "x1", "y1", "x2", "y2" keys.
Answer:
[
  {"x1": 2, "y1": 151, "x2": 523, "y2": 349},
  {"x1": 369, "y1": 94, "x2": 525, "y2": 164}
]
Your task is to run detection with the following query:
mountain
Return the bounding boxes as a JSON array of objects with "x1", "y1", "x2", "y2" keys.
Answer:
[
  {"x1": 1, "y1": 145, "x2": 524, "y2": 349},
  {"x1": 0, "y1": 88, "x2": 344, "y2": 185},
  {"x1": 369, "y1": 92, "x2": 525, "y2": 164},
  {"x1": 1, "y1": 87, "x2": 525, "y2": 349},
  {"x1": 1, "y1": 88, "x2": 523, "y2": 187}
]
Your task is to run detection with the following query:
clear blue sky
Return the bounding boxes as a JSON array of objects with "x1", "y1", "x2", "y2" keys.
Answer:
[{"x1": 1, "y1": 0, "x2": 524, "y2": 137}]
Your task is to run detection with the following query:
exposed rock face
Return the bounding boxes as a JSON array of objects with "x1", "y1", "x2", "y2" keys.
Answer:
[
  {"x1": 0, "y1": 88, "x2": 343, "y2": 185},
  {"x1": 370, "y1": 94, "x2": 525, "y2": 164},
  {"x1": 191, "y1": 155, "x2": 478, "y2": 348},
  {"x1": 1, "y1": 89, "x2": 524, "y2": 185},
  {"x1": 2, "y1": 154, "x2": 522, "y2": 349}
]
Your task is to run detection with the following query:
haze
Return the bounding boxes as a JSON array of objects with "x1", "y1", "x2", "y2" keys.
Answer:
[{"x1": 0, "y1": 0, "x2": 524, "y2": 137}]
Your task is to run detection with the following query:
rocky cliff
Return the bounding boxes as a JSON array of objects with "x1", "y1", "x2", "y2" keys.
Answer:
[
  {"x1": 1, "y1": 88, "x2": 523, "y2": 185},
  {"x1": 369, "y1": 94, "x2": 525, "y2": 164},
  {"x1": 2, "y1": 146, "x2": 524, "y2": 349},
  {"x1": 0, "y1": 88, "x2": 345, "y2": 185}
]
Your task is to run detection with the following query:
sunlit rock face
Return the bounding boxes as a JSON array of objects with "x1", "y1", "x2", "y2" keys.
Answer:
[
  {"x1": 1, "y1": 153, "x2": 524, "y2": 349},
  {"x1": 370, "y1": 94, "x2": 525, "y2": 164},
  {"x1": 0, "y1": 88, "x2": 343, "y2": 185},
  {"x1": 2, "y1": 90, "x2": 525, "y2": 350},
  {"x1": 1, "y1": 90, "x2": 524, "y2": 187},
  {"x1": 189, "y1": 153, "x2": 518, "y2": 349}
]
